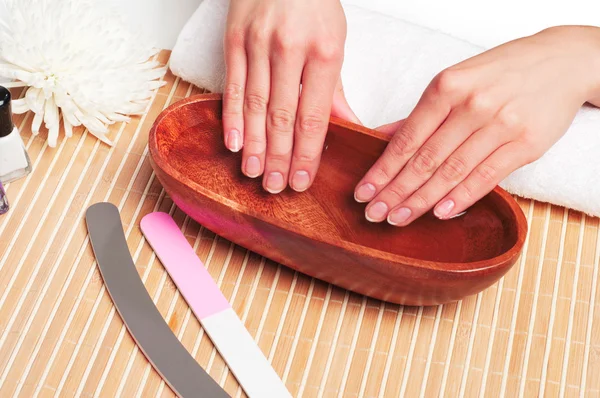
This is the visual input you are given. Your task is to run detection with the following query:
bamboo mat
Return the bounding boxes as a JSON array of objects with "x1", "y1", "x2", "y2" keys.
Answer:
[{"x1": 0, "y1": 51, "x2": 599, "y2": 398}]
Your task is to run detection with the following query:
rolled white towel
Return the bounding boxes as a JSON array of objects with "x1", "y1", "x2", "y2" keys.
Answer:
[{"x1": 169, "y1": 0, "x2": 600, "y2": 217}]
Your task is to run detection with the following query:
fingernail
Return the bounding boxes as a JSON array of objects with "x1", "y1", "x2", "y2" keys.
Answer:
[
  {"x1": 266, "y1": 172, "x2": 285, "y2": 194},
  {"x1": 228, "y1": 129, "x2": 242, "y2": 152},
  {"x1": 366, "y1": 201, "x2": 388, "y2": 222},
  {"x1": 245, "y1": 156, "x2": 261, "y2": 178},
  {"x1": 355, "y1": 183, "x2": 376, "y2": 203},
  {"x1": 292, "y1": 170, "x2": 310, "y2": 192},
  {"x1": 388, "y1": 207, "x2": 412, "y2": 225},
  {"x1": 434, "y1": 199, "x2": 455, "y2": 219}
]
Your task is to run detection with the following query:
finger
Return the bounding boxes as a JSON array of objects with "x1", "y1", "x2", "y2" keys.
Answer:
[
  {"x1": 354, "y1": 88, "x2": 451, "y2": 207},
  {"x1": 376, "y1": 120, "x2": 405, "y2": 137},
  {"x1": 289, "y1": 57, "x2": 341, "y2": 192},
  {"x1": 386, "y1": 124, "x2": 508, "y2": 226},
  {"x1": 433, "y1": 141, "x2": 529, "y2": 219},
  {"x1": 331, "y1": 78, "x2": 361, "y2": 125},
  {"x1": 365, "y1": 104, "x2": 490, "y2": 222},
  {"x1": 241, "y1": 36, "x2": 271, "y2": 179},
  {"x1": 223, "y1": 29, "x2": 248, "y2": 152},
  {"x1": 262, "y1": 47, "x2": 303, "y2": 193}
]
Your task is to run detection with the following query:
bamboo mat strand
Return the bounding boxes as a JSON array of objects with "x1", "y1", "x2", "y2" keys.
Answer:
[{"x1": 0, "y1": 51, "x2": 599, "y2": 397}]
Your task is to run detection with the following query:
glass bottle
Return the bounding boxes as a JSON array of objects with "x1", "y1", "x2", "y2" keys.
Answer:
[
  {"x1": 0, "y1": 85, "x2": 31, "y2": 184},
  {"x1": 0, "y1": 181, "x2": 8, "y2": 215}
]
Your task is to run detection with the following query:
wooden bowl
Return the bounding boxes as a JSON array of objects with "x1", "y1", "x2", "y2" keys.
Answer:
[{"x1": 148, "y1": 94, "x2": 527, "y2": 306}]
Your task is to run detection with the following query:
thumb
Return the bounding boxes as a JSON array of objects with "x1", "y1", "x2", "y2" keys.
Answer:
[{"x1": 331, "y1": 78, "x2": 362, "y2": 125}]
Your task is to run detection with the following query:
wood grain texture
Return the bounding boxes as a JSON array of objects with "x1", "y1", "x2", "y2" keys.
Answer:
[
  {"x1": 0, "y1": 51, "x2": 599, "y2": 397},
  {"x1": 149, "y1": 94, "x2": 527, "y2": 306}
]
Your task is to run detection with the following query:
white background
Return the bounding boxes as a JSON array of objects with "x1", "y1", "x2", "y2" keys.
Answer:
[
  {"x1": 344, "y1": 0, "x2": 600, "y2": 48},
  {"x1": 0, "y1": 0, "x2": 201, "y2": 51},
  {"x1": 0, "y1": 0, "x2": 598, "y2": 50},
  {"x1": 110, "y1": 0, "x2": 599, "y2": 50}
]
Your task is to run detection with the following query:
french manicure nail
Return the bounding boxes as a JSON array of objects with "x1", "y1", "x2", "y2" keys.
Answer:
[
  {"x1": 266, "y1": 172, "x2": 285, "y2": 194},
  {"x1": 434, "y1": 199, "x2": 455, "y2": 219},
  {"x1": 228, "y1": 129, "x2": 242, "y2": 152},
  {"x1": 388, "y1": 207, "x2": 412, "y2": 225},
  {"x1": 355, "y1": 183, "x2": 376, "y2": 202},
  {"x1": 245, "y1": 156, "x2": 261, "y2": 178},
  {"x1": 292, "y1": 170, "x2": 310, "y2": 192},
  {"x1": 366, "y1": 201, "x2": 389, "y2": 222}
]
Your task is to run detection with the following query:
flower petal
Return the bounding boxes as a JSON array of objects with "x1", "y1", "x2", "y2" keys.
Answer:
[
  {"x1": 25, "y1": 87, "x2": 44, "y2": 113},
  {"x1": 64, "y1": 115, "x2": 73, "y2": 138},
  {"x1": 12, "y1": 98, "x2": 30, "y2": 114},
  {"x1": 32, "y1": 110, "x2": 44, "y2": 135},
  {"x1": 47, "y1": 122, "x2": 59, "y2": 147}
]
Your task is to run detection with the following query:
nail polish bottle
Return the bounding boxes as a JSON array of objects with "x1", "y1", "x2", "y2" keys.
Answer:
[
  {"x1": 0, "y1": 182, "x2": 8, "y2": 215},
  {"x1": 0, "y1": 85, "x2": 31, "y2": 184}
]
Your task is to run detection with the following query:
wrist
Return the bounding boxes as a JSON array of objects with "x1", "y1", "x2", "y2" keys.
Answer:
[
  {"x1": 538, "y1": 26, "x2": 600, "y2": 105},
  {"x1": 580, "y1": 27, "x2": 600, "y2": 105}
]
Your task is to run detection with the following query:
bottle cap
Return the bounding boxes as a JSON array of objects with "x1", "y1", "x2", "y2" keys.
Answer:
[{"x1": 0, "y1": 86, "x2": 15, "y2": 138}]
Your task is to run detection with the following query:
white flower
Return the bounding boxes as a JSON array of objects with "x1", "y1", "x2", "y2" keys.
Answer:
[{"x1": 0, "y1": 0, "x2": 167, "y2": 147}]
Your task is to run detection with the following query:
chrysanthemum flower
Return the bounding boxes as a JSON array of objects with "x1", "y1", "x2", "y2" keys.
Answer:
[{"x1": 0, "y1": 0, "x2": 167, "y2": 147}]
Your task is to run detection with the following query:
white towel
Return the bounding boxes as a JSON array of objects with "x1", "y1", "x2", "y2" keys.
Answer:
[{"x1": 169, "y1": 0, "x2": 600, "y2": 217}]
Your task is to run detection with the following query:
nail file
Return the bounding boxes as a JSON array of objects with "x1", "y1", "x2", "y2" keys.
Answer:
[
  {"x1": 85, "y1": 203, "x2": 229, "y2": 398},
  {"x1": 140, "y1": 212, "x2": 292, "y2": 398}
]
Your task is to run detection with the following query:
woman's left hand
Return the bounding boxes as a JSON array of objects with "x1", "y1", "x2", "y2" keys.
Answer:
[{"x1": 354, "y1": 26, "x2": 600, "y2": 226}]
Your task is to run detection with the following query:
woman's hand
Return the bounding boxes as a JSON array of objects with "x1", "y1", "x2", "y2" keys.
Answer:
[
  {"x1": 223, "y1": 0, "x2": 358, "y2": 194},
  {"x1": 355, "y1": 26, "x2": 600, "y2": 226}
]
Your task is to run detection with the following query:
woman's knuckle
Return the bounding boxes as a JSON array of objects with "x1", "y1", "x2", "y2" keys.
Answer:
[
  {"x1": 225, "y1": 27, "x2": 245, "y2": 48},
  {"x1": 517, "y1": 131, "x2": 536, "y2": 148},
  {"x1": 298, "y1": 111, "x2": 326, "y2": 137},
  {"x1": 466, "y1": 92, "x2": 494, "y2": 114},
  {"x1": 245, "y1": 93, "x2": 268, "y2": 113},
  {"x1": 409, "y1": 147, "x2": 438, "y2": 177},
  {"x1": 409, "y1": 192, "x2": 429, "y2": 210},
  {"x1": 244, "y1": 135, "x2": 266, "y2": 148},
  {"x1": 224, "y1": 83, "x2": 244, "y2": 103},
  {"x1": 269, "y1": 108, "x2": 295, "y2": 131},
  {"x1": 314, "y1": 40, "x2": 343, "y2": 62},
  {"x1": 432, "y1": 69, "x2": 462, "y2": 96},
  {"x1": 267, "y1": 150, "x2": 292, "y2": 163},
  {"x1": 294, "y1": 151, "x2": 319, "y2": 164},
  {"x1": 272, "y1": 31, "x2": 300, "y2": 55},
  {"x1": 461, "y1": 182, "x2": 477, "y2": 200},
  {"x1": 386, "y1": 184, "x2": 408, "y2": 202},
  {"x1": 371, "y1": 166, "x2": 394, "y2": 186},
  {"x1": 497, "y1": 107, "x2": 522, "y2": 130},
  {"x1": 440, "y1": 156, "x2": 468, "y2": 182},
  {"x1": 476, "y1": 163, "x2": 497, "y2": 183},
  {"x1": 248, "y1": 25, "x2": 269, "y2": 46},
  {"x1": 389, "y1": 128, "x2": 418, "y2": 158}
]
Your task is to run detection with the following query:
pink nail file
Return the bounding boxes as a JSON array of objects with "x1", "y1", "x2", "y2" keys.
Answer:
[{"x1": 140, "y1": 212, "x2": 292, "y2": 398}]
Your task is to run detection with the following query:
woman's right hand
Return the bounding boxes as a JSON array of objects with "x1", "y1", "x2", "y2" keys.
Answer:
[{"x1": 223, "y1": 0, "x2": 359, "y2": 194}]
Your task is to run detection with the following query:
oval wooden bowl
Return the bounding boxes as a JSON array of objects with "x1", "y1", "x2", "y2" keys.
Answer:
[{"x1": 148, "y1": 93, "x2": 527, "y2": 306}]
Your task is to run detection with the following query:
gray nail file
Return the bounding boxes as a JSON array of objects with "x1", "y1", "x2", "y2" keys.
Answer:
[{"x1": 85, "y1": 202, "x2": 230, "y2": 398}]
